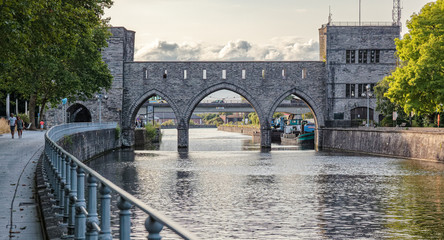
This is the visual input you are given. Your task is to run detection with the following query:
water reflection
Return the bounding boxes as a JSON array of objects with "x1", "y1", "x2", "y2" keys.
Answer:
[{"x1": 87, "y1": 129, "x2": 444, "y2": 239}]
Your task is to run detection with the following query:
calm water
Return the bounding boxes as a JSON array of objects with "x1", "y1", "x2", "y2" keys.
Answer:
[{"x1": 89, "y1": 129, "x2": 444, "y2": 239}]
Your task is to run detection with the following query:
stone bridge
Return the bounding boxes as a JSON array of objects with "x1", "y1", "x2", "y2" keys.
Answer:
[
  {"x1": 122, "y1": 61, "x2": 326, "y2": 148},
  {"x1": 46, "y1": 24, "x2": 400, "y2": 150}
]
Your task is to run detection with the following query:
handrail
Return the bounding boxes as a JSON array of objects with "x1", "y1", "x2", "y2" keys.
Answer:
[{"x1": 43, "y1": 123, "x2": 200, "y2": 240}]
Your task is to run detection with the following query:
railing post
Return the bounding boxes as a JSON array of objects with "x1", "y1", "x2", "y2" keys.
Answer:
[
  {"x1": 64, "y1": 155, "x2": 71, "y2": 224},
  {"x1": 86, "y1": 175, "x2": 99, "y2": 239},
  {"x1": 75, "y1": 167, "x2": 86, "y2": 239},
  {"x1": 68, "y1": 161, "x2": 78, "y2": 236},
  {"x1": 117, "y1": 196, "x2": 132, "y2": 240},
  {"x1": 145, "y1": 216, "x2": 164, "y2": 240},
  {"x1": 59, "y1": 152, "x2": 66, "y2": 211},
  {"x1": 99, "y1": 184, "x2": 112, "y2": 240}
]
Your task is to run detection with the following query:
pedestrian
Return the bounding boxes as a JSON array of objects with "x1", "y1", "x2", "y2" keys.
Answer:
[
  {"x1": 16, "y1": 116, "x2": 24, "y2": 138},
  {"x1": 8, "y1": 113, "x2": 17, "y2": 139},
  {"x1": 40, "y1": 120, "x2": 44, "y2": 130}
]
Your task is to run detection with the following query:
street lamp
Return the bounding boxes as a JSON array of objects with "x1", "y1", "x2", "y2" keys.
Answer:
[
  {"x1": 95, "y1": 93, "x2": 108, "y2": 123},
  {"x1": 361, "y1": 84, "x2": 373, "y2": 127}
]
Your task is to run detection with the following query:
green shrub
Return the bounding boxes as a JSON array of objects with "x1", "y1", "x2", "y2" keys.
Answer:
[
  {"x1": 115, "y1": 124, "x2": 121, "y2": 140},
  {"x1": 145, "y1": 124, "x2": 158, "y2": 140},
  {"x1": 17, "y1": 113, "x2": 30, "y2": 124},
  {"x1": 161, "y1": 120, "x2": 175, "y2": 126}
]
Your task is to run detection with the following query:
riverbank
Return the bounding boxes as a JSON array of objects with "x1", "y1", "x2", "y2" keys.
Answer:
[
  {"x1": 217, "y1": 125, "x2": 261, "y2": 142},
  {"x1": 321, "y1": 127, "x2": 444, "y2": 162}
]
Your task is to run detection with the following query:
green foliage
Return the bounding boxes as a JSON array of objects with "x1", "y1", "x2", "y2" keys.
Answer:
[
  {"x1": 161, "y1": 120, "x2": 175, "y2": 126},
  {"x1": 145, "y1": 124, "x2": 158, "y2": 140},
  {"x1": 383, "y1": 0, "x2": 444, "y2": 115},
  {"x1": 115, "y1": 124, "x2": 121, "y2": 140},
  {"x1": 208, "y1": 117, "x2": 224, "y2": 126},
  {"x1": 63, "y1": 135, "x2": 73, "y2": 146},
  {"x1": 248, "y1": 112, "x2": 259, "y2": 125},
  {"x1": 17, "y1": 113, "x2": 30, "y2": 124},
  {"x1": 302, "y1": 112, "x2": 314, "y2": 119},
  {"x1": 197, "y1": 113, "x2": 220, "y2": 125},
  {"x1": 189, "y1": 120, "x2": 195, "y2": 125},
  {"x1": 0, "y1": 0, "x2": 114, "y2": 128}
]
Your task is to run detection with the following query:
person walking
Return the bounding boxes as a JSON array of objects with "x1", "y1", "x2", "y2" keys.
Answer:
[
  {"x1": 16, "y1": 116, "x2": 24, "y2": 138},
  {"x1": 8, "y1": 113, "x2": 17, "y2": 139}
]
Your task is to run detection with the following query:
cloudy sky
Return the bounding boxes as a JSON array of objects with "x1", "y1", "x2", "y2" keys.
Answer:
[{"x1": 104, "y1": 0, "x2": 430, "y2": 62}]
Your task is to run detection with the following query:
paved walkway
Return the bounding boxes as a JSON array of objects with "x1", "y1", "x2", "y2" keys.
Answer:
[{"x1": 0, "y1": 130, "x2": 45, "y2": 240}]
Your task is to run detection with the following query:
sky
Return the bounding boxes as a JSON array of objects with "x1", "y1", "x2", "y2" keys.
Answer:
[{"x1": 104, "y1": 0, "x2": 431, "y2": 62}]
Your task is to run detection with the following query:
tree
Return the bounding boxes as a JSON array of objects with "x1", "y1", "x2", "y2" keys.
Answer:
[
  {"x1": 383, "y1": 0, "x2": 444, "y2": 115},
  {"x1": 248, "y1": 112, "x2": 259, "y2": 125},
  {"x1": 0, "y1": 0, "x2": 113, "y2": 128}
]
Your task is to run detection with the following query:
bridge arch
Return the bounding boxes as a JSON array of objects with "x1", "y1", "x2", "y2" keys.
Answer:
[
  {"x1": 268, "y1": 88, "x2": 324, "y2": 127},
  {"x1": 268, "y1": 88, "x2": 325, "y2": 149},
  {"x1": 184, "y1": 82, "x2": 266, "y2": 125},
  {"x1": 124, "y1": 89, "x2": 181, "y2": 129}
]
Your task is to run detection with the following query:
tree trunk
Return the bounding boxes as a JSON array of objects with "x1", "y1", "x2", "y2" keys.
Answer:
[
  {"x1": 28, "y1": 94, "x2": 37, "y2": 130},
  {"x1": 39, "y1": 99, "x2": 47, "y2": 127}
]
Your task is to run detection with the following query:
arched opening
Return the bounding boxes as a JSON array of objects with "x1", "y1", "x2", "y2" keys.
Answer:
[
  {"x1": 269, "y1": 90, "x2": 323, "y2": 150},
  {"x1": 67, "y1": 103, "x2": 92, "y2": 122},
  {"x1": 351, "y1": 107, "x2": 374, "y2": 127},
  {"x1": 127, "y1": 91, "x2": 179, "y2": 150},
  {"x1": 185, "y1": 89, "x2": 262, "y2": 151}
]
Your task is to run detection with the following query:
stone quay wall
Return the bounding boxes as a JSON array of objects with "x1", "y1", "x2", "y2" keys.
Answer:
[
  {"x1": 321, "y1": 128, "x2": 444, "y2": 162},
  {"x1": 57, "y1": 128, "x2": 120, "y2": 161}
]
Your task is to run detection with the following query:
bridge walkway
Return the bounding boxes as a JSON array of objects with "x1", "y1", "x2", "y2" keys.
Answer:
[{"x1": 0, "y1": 130, "x2": 45, "y2": 240}]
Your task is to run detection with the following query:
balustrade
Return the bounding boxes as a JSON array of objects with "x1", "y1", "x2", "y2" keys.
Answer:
[{"x1": 42, "y1": 123, "x2": 199, "y2": 240}]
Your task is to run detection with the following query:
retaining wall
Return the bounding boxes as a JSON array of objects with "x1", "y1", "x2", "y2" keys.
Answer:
[
  {"x1": 321, "y1": 128, "x2": 444, "y2": 162},
  {"x1": 57, "y1": 128, "x2": 120, "y2": 161}
]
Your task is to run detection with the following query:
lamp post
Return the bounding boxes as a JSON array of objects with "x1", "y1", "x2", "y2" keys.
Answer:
[
  {"x1": 95, "y1": 93, "x2": 108, "y2": 123},
  {"x1": 361, "y1": 84, "x2": 373, "y2": 127}
]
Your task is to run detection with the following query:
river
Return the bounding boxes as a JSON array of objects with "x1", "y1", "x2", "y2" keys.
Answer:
[{"x1": 88, "y1": 128, "x2": 444, "y2": 239}]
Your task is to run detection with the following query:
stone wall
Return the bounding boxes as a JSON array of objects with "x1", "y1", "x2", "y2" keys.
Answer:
[
  {"x1": 321, "y1": 128, "x2": 444, "y2": 162},
  {"x1": 322, "y1": 25, "x2": 400, "y2": 123},
  {"x1": 57, "y1": 128, "x2": 120, "y2": 161}
]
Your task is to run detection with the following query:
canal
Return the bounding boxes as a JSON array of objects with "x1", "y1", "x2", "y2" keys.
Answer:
[{"x1": 88, "y1": 128, "x2": 444, "y2": 239}]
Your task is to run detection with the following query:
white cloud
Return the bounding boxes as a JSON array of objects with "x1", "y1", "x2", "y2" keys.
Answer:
[{"x1": 134, "y1": 37, "x2": 319, "y2": 61}]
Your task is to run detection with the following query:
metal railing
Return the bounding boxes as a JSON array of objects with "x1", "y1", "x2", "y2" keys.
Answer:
[{"x1": 43, "y1": 123, "x2": 200, "y2": 240}]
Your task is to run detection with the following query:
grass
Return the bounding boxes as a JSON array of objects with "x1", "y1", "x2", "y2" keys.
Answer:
[{"x1": 0, "y1": 118, "x2": 10, "y2": 134}]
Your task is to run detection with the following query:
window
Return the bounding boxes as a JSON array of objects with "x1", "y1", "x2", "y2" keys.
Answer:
[
  {"x1": 222, "y1": 69, "x2": 226, "y2": 79},
  {"x1": 282, "y1": 69, "x2": 286, "y2": 79},
  {"x1": 203, "y1": 69, "x2": 207, "y2": 79},
  {"x1": 183, "y1": 70, "x2": 187, "y2": 79},
  {"x1": 242, "y1": 69, "x2": 246, "y2": 79},
  {"x1": 334, "y1": 112, "x2": 344, "y2": 120},
  {"x1": 346, "y1": 84, "x2": 355, "y2": 98},
  {"x1": 163, "y1": 70, "x2": 167, "y2": 79},
  {"x1": 143, "y1": 68, "x2": 148, "y2": 80},
  {"x1": 370, "y1": 50, "x2": 380, "y2": 63},
  {"x1": 262, "y1": 69, "x2": 265, "y2": 79},
  {"x1": 346, "y1": 50, "x2": 355, "y2": 63},
  {"x1": 358, "y1": 50, "x2": 368, "y2": 63},
  {"x1": 358, "y1": 84, "x2": 364, "y2": 97},
  {"x1": 302, "y1": 68, "x2": 307, "y2": 79}
]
